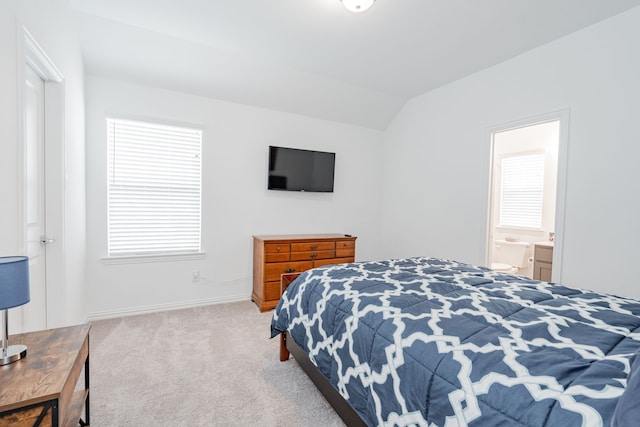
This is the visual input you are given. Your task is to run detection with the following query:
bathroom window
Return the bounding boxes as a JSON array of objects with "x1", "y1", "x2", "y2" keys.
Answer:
[{"x1": 499, "y1": 153, "x2": 544, "y2": 229}]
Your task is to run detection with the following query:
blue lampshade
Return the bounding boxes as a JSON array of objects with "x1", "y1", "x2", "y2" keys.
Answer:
[{"x1": 0, "y1": 256, "x2": 30, "y2": 310}]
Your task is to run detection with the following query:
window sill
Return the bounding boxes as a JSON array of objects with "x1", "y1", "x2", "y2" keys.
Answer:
[
  {"x1": 496, "y1": 226, "x2": 544, "y2": 232},
  {"x1": 101, "y1": 252, "x2": 206, "y2": 265}
]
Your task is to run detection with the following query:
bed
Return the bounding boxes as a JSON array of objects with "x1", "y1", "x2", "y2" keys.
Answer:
[{"x1": 270, "y1": 257, "x2": 640, "y2": 427}]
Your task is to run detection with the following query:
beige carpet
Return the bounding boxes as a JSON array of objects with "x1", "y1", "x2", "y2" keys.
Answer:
[{"x1": 90, "y1": 301, "x2": 346, "y2": 426}]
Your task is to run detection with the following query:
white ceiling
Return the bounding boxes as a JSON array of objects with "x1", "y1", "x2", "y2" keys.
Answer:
[{"x1": 70, "y1": 0, "x2": 640, "y2": 130}]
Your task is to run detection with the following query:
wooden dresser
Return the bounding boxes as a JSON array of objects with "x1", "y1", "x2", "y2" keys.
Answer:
[{"x1": 252, "y1": 234, "x2": 357, "y2": 311}]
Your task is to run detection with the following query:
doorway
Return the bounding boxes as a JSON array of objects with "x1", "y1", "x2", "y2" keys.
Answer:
[
  {"x1": 486, "y1": 113, "x2": 568, "y2": 281},
  {"x1": 9, "y1": 28, "x2": 65, "y2": 334}
]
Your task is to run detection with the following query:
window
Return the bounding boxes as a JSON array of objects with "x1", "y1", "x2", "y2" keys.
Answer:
[
  {"x1": 107, "y1": 118, "x2": 202, "y2": 257},
  {"x1": 499, "y1": 153, "x2": 544, "y2": 229}
]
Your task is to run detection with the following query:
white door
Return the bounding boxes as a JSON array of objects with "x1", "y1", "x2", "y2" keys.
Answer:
[{"x1": 10, "y1": 64, "x2": 48, "y2": 333}]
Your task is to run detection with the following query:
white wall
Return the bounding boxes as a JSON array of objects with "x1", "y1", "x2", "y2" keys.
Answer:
[
  {"x1": 85, "y1": 76, "x2": 384, "y2": 318},
  {"x1": 0, "y1": 0, "x2": 86, "y2": 326},
  {"x1": 381, "y1": 7, "x2": 640, "y2": 299}
]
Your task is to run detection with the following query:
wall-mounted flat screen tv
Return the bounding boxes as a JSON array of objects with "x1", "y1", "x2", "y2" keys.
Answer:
[{"x1": 268, "y1": 146, "x2": 335, "y2": 192}]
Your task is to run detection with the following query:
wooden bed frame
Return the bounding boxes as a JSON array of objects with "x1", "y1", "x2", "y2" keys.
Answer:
[{"x1": 280, "y1": 331, "x2": 367, "y2": 427}]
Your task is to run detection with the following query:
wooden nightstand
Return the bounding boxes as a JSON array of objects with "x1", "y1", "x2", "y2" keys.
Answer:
[{"x1": 0, "y1": 324, "x2": 91, "y2": 426}]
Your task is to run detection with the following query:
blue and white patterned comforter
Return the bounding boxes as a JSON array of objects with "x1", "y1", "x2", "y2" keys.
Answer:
[{"x1": 270, "y1": 257, "x2": 640, "y2": 427}]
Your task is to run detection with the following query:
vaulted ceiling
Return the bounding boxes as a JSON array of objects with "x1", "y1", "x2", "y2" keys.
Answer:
[{"x1": 71, "y1": 0, "x2": 640, "y2": 129}]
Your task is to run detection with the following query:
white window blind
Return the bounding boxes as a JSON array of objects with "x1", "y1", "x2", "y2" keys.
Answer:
[
  {"x1": 499, "y1": 153, "x2": 544, "y2": 229},
  {"x1": 107, "y1": 118, "x2": 202, "y2": 257}
]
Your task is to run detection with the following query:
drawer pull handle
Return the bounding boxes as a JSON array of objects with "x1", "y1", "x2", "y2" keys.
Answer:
[
  {"x1": 276, "y1": 246, "x2": 281, "y2": 252},
  {"x1": 285, "y1": 268, "x2": 296, "y2": 273},
  {"x1": 310, "y1": 245, "x2": 318, "y2": 250},
  {"x1": 310, "y1": 253, "x2": 318, "y2": 259}
]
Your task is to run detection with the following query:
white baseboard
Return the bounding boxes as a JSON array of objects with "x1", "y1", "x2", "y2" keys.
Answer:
[{"x1": 87, "y1": 293, "x2": 252, "y2": 321}]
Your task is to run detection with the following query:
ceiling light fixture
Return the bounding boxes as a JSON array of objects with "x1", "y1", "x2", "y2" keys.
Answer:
[{"x1": 341, "y1": 0, "x2": 375, "y2": 13}]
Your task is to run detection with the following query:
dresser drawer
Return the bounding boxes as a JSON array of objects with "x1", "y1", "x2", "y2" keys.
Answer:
[
  {"x1": 336, "y1": 240, "x2": 355, "y2": 249},
  {"x1": 264, "y1": 281, "x2": 282, "y2": 301},
  {"x1": 265, "y1": 243, "x2": 291, "y2": 262},
  {"x1": 336, "y1": 247, "x2": 355, "y2": 257},
  {"x1": 313, "y1": 256, "x2": 354, "y2": 268},
  {"x1": 265, "y1": 243, "x2": 290, "y2": 254},
  {"x1": 291, "y1": 250, "x2": 335, "y2": 261},
  {"x1": 265, "y1": 261, "x2": 314, "y2": 282},
  {"x1": 265, "y1": 252, "x2": 290, "y2": 263},
  {"x1": 291, "y1": 241, "x2": 335, "y2": 252}
]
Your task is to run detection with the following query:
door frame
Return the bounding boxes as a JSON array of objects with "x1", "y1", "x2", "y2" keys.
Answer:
[
  {"x1": 483, "y1": 109, "x2": 570, "y2": 283},
  {"x1": 17, "y1": 26, "x2": 66, "y2": 328}
]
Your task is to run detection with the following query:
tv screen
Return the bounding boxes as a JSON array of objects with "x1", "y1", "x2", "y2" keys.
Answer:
[{"x1": 268, "y1": 146, "x2": 335, "y2": 192}]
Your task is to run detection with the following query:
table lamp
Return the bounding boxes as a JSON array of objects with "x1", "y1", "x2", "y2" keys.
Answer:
[{"x1": 0, "y1": 256, "x2": 30, "y2": 366}]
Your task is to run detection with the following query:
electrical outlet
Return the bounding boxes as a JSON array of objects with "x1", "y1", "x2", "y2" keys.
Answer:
[{"x1": 192, "y1": 271, "x2": 200, "y2": 282}]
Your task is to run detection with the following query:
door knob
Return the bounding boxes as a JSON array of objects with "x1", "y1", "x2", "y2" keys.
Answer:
[{"x1": 40, "y1": 236, "x2": 55, "y2": 245}]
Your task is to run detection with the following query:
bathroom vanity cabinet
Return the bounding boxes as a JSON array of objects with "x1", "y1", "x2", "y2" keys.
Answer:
[{"x1": 533, "y1": 243, "x2": 553, "y2": 282}]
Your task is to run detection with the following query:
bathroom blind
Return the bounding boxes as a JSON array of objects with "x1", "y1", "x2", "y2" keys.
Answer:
[
  {"x1": 107, "y1": 118, "x2": 202, "y2": 257},
  {"x1": 499, "y1": 153, "x2": 544, "y2": 229}
]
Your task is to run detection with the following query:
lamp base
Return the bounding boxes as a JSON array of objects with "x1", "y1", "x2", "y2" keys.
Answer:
[{"x1": 1, "y1": 344, "x2": 27, "y2": 366}]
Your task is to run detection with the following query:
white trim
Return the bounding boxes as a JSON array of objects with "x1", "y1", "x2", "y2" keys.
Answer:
[
  {"x1": 483, "y1": 109, "x2": 570, "y2": 283},
  {"x1": 101, "y1": 252, "x2": 206, "y2": 265},
  {"x1": 18, "y1": 24, "x2": 67, "y2": 329},
  {"x1": 496, "y1": 226, "x2": 544, "y2": 232},
  {"x1": 86, "y1": 294, "x2": 251, "y2": 321},
  {"x1": 16, "y1": 20, "x2": 27, "y2": 256},
  {"x1": 23, "y1": 28, "x2": 63, "y2": 83},
  {"x1": 553, "y1": 109, "x2": 571, "y2": 282},
  {"x1": 105, "y1": 113, "x2": 205, "y2": 132}
]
